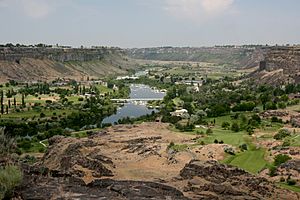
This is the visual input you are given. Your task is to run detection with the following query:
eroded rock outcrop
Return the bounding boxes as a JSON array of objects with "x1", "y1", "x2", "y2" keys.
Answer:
[
  {"x1": 16, "y1": 123, "x2": 300, "y2": 200},
  {"x1": 175, "y1": 160, "x2": 299, "y2": 200},
  {"x1": 250, "y1": 46, "x2": 300, "y2": 85},
  {"x1": 0, "y1": 47, "x2": 135, "y2": 82}
]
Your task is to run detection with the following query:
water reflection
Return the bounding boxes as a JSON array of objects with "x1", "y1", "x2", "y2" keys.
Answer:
[{"x1": 102, "y1": 84, "x2": 165, "y2": 124}]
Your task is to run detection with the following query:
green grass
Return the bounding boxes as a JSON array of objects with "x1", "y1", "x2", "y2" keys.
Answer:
[
  {"x1": 277, "y1": 182, "x2": 300, "y2": 193},
  {"x1": 19, "y1": 140, "x2": 46, "y2": 153},
  {"x1": 287, "y1": 134, "x2": 300, "y2": 147},
  {"x1": 223, "y1": 148, "x2": 268, "y2": 174},
  {"x1": 95, "y1": 85, "x2": 113, "y2": 94},
  {"x1": 2, "y1": 108, "x2": 74, "y2": 119},
  {"x1": 200, "y1": 129, "x2": 247, "y2": 147}
]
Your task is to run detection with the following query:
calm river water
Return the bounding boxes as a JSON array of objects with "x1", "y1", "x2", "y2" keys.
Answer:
[{"x1": 102, "y1": 84, "x2": 166, "y2": 124}]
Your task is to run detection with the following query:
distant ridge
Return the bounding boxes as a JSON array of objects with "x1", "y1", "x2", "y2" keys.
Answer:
[{"x1": 0, "y1": 46, "x2": 136, "y2": 82}]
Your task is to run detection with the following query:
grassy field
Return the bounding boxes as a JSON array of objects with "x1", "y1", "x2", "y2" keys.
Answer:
[
  {"x1": 2, "y1": 108, "x2": 74, "y2": 119},
  {"x1": 223, "y1": 148, "x2": 268, "y2": 174},
  {"x1": 95, "y1": 85, "x2": 113, "y2": 94},
  {"x1": 277, "y1": 182, "x2": 300, "y2": 193},
  {"x1": 199, "y1": 129, "x2": 247, "y2": 147}
]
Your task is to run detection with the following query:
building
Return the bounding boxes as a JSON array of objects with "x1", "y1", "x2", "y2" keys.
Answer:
[{"x1": 170, "y1": 109, "x2": 189, "y2": 117}]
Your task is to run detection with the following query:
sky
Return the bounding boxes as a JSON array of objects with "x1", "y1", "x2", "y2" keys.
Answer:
[{"x1": 0, "y1": 0, "x2": 300, "y2": 48}]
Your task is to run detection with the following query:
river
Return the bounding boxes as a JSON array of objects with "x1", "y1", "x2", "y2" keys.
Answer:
[{"x1": 102, "y1": 84, "x2": 166, "y2": 125}]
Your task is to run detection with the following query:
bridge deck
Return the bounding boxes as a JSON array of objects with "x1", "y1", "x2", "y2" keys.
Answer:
[{"x1": 111, "y1": 98, "x2": 163, "y2": 101}]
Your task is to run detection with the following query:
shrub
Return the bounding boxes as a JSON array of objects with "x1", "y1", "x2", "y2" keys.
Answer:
[
  {"x1": 271, "y1": 116, "x2": 283, "y2": 123},
  {"x1": 274, "y1": 154, "x2": 292, "y2": 166},
  {"x1": 246, "y1": 125, "x2": 255, "y2": 135},
  {"x1": 287, "y1": 179, "x2": 296, "y2": 186},
  {"x1": 206, "y1": 128, "x2": 213, "y2": 134},
  {"x1": 231, "y1": 122, "x2": 240, "y2": 132},
  {"x1": 224, "y1": 147, "x2": 235, "y2": 155},
  {"x1": 78, "y1": 97, "x2": 84, "y2": 101},
  {"x1": 268, "y1": 165, "x2": 277, "y2": 177},
  {"x1": 167, "y1": 142, "x2": 175, "y2": 150},
  {"x1": 0, "y1": 128, "x2": 16, "y2": 159},
  {"x1": 239, "y1": 143, "x2": 248, "y2": 151},
  {"x1": 214, "y1": 139, "x2": 219, "y2": 144},
  {"x1": 282, "y1": 140, "x2": 291, "y2": 147},
  {"x1": 221, "y1": 122, "x2": 230, "y2": 130},
  {"x1": 274, "y1": 129, "x2": 291, "y2": 140},
  {"x1": 0, "y1": 165, "x2": 23, "y2": 199},
  {"x1": 45, "y1": 100, "x2": 52, "y2": 104},
  {"x1": 40, "y1": 112, "x2": 46, "y2": 118}
]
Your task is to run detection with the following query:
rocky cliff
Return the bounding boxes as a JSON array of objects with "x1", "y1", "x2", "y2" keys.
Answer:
[
  {"x1": 127, "y1": 47, "x2": 264, "y2": 68},
  {"x1": 16, "y1": 123, "x2": 299, "y2": 200},
  {"x1": 0, "y1": 47, "x2": 136, "y2": 82},
  {"x1": 250, "y1": 46, "x2": 300, "y2": 85}
]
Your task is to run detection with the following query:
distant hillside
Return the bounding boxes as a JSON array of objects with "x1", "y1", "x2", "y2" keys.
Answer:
[
  {"x1": 127, "y1": 47, "x2": 264, "y2": 68},
  {"x1": 0, "y1": 47, "x2": 136, "y2": 82},
  {"x1": 248, "y1": 46, "x2": 300, "y2": 85}
]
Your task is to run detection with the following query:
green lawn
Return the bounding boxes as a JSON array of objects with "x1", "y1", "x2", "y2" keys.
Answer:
[
  {"x1": 199, "y1": 128, "x2": 247, "y2": 147},
  {"x1": 223, "y1": 148, "x2": 268, "y2": 174},
  {"x1": 2, "y1": 108, "x2": 74, "y2": 119},
  {"x1": 95, "y1": 85, "x2": 113, "y2": 94},
  {"x1": 277, "y1": 182, "x2": 300, "y2": 193}
]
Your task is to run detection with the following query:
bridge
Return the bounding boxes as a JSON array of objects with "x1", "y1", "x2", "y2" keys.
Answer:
[{"x1": 111, "y1": 98, "x2": 163, "y2": 102}]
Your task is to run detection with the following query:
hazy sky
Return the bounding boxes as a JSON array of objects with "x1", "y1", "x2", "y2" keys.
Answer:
[{"x1": 0, "y1": 0, "x2": 299, "y2": 47}]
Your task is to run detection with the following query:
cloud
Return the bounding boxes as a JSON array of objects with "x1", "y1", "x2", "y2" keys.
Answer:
[
  {"x1": 0, "y1": 0, "x2": 10, "y2": 7},
  {"x1": 0, "y1": 0, "x2": 71, "y2": 19},
  {"x1": 21, "y1": 0, "x2": 51, "y2": 19},
  {"x1": 164, "y1": 0, "x2": 235, "y2": 20}
]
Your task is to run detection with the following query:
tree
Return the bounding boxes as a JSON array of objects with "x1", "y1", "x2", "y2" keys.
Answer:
[
  {"x1": 0, "y1": 90, "x2": 3, "y2": 114},
  {"x1": 221, "y1": 122, "x2": 230, "y2": 130},
  {"x1": 231, "y1": 122, "x2": 240, "y2": 132},
  {"x1": 21, "y1": 93, "x2": 25, "y2": 107},
  {"x1": 274, "y1": 154, "x2": 291, "y2": 166},
  {"x1": 13, "y1": 97, "x2": 16, "y2": 108},
  {"x1": 274, "y1": 129, "x2": 291, "y2": 140},
  {"x1": 189, "y1": 114, "x2": 199, "y2": 125},
  {"x1": 206, "y1": 128, "x2": 213, "y2": 134}
]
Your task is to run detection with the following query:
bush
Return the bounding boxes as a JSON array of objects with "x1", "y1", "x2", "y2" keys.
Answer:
[
  {"x1": 78, "y1": 97, "x2": 84, "y2": 101},
  {"x1": 268, "y1": 165, "x2": 277, "y2": 177},
  {"x1": 239, "y1": 143, "x2": 248, "y2": 151},
  {"x1": 221, "y1": 122, "x2": 230, "y2": 130},
  {"x1": 271, "y1": 116, "x2": 283, "y2": 123},
  {"x1": 214, "y1": 139, "x2": 219, "y2": 144},
  {"x1": 224, "y1": 146, "x2": 235, "y2": 155},
  {"x1": 274, "y1": 129, "x2": 291, "y2": 140},
  {"x1": 40, "y1": 112, "x2": 46, "y2": 118},
  {"x1": 0, "y1": 165, "x2": 23, "y2": 199},
  {"x1": 45, "y1": 100, "x2": 52, "y2": 104},
  {"x1": 206, "y1": 128, "x2": 213, "y2": 134},
  {"x1": 287, "y1": 179, "x2": 297, "y2": 186},
  {"x1": 274, "y1": 154, "x2": 292, "y2": 166},
  {"x1": 231, "y1": 122, "x2": 240, "y2": 132},
  {"x1": 167, "y1": 142, "x2": 175, "y2": 150}
]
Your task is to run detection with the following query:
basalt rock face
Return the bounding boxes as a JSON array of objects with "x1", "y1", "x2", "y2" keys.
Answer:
[
  {"x1": 0, "y1": 47, "x2": 135, "y2": 82},
  {"x1": 127, "y1": 47, "x2": 264, "y2": 68},
  {"x1": 176, "y1": 160, "x2": 299, "y2": 200},
  {"x1": 16, "y1": 124, "x2": 299, "y2": 200},
  {"x1": 18, "y1": 168, "x2": 188, "y2": 200},
  {"x1": 250, "y1": 46, "x2": 300, "y2": 85},
  {"x1": 0, "y1": 47, "x2": 118, "y2": 62}
]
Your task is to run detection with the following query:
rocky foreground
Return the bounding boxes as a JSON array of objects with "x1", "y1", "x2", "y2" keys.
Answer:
[{"x1": 17, "y1": 123, "x2": 299, "y2": 199}]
